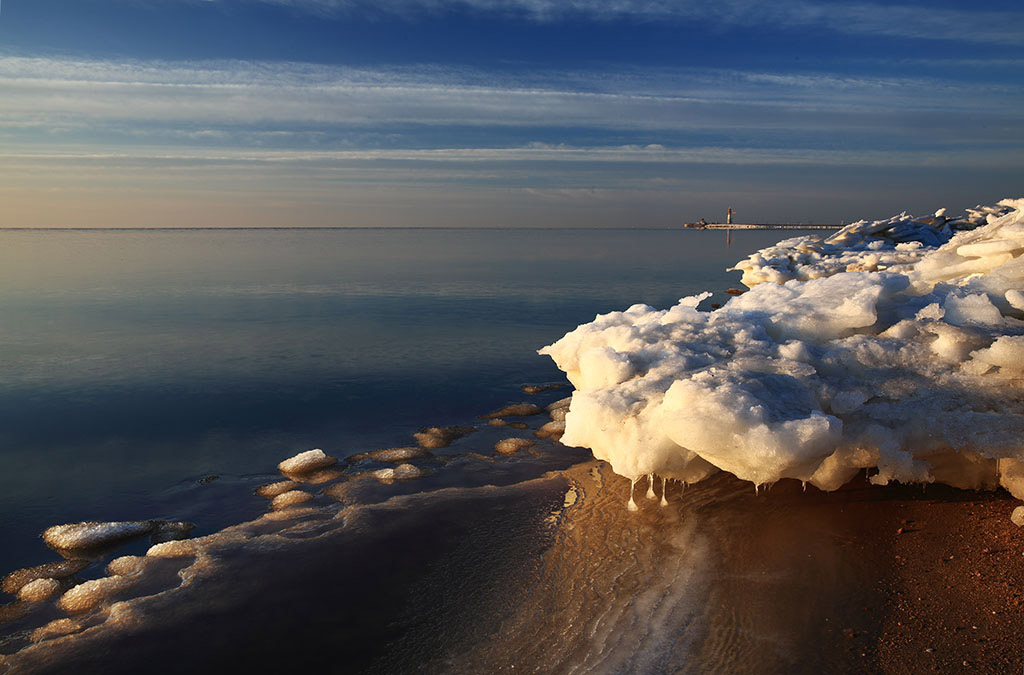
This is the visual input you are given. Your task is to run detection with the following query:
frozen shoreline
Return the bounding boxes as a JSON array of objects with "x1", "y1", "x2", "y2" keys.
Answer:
[
  {"x1": 542, "y1": 198, "x2": 1024, "y2": 505},
  {"x1": 5, "y1": 457, "x2": 1022, "y2": 673},
  {"x1": 4, "y1": 201, "x2": 1024, "y2": 672}
]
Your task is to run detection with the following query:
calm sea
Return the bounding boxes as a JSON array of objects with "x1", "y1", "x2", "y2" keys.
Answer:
[{"x1": 0, "y1": 226, "x2": 785, "y2": 574}]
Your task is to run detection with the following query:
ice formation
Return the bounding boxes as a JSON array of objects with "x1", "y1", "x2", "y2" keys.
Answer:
[
  {"x1": 347, "y1": 446, "x2": 432, "y2": 463},
  {"x1": 540, "y1": 198, "x2": 1024, "y2": 498},
  {"x1": 484, "y1": 403, "x2": 544, "y2": 419},
  {"x1": 277, "y1": 448, "x2": 338, "y2": 474},
  {"x1": 495, "y1": 438, "x2": 535, "y2": 455},
  {"x1": 372, "y1": 463, "x2": 427, "y2": 482},
  {"x1": 413, "y1": 426, "x2": 475, "y2": 449},
  {"x1": 255, "y1": 480, "x2": 302, "y2": 499},
  {"x1": 57, "y1": 575, "x2": 137, "y2": 613},
  {"x1": 730, "y1": 203, "x2": 1013, "y2": 288},
  {"x1": 2, "y1": 560, "x2": 89, "y2": 594},
  {"x1": 17, "y1": 578, "x2": 62, "y2": 603},
  {"x1": 42, "y1": 521, "x2": 157, "y2": 551},
  {"x1": 271, "y1": 490, "x2": 314, "y2": 510}
]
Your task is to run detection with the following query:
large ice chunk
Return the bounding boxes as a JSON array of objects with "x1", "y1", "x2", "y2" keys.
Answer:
[{"x1": 541, "y1": 198, "x2": 1024, "y2": 497}]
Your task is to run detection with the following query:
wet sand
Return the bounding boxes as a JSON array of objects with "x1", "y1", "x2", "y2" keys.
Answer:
[
  {"x1": 2, "y1": 457, "x2": 1022, "y2": 674},
  {"x1": 454, "y1": 462, "x2": 1024, "y2": 673}
]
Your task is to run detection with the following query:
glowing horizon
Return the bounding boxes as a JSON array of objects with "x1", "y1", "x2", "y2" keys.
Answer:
[{"x1": 1, "y1": 1, "x2": 1021, "y2": 227}]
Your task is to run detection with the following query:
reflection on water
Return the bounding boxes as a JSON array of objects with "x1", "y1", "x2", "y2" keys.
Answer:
[{"x1": 0, "y1": 227, "x2": 787, "y2": 574}]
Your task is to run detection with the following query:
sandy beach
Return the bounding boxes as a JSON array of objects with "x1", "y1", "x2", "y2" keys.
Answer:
[{"x1": 2, "y1": 445, "x2": 1022, "y2": 674}]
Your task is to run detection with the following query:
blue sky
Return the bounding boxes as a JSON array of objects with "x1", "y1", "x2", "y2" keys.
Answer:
[{"x1": 0, "y1": 0, "x2": 1021, "y2": 226}]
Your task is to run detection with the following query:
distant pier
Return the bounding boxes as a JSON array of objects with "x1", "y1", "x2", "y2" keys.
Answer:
[{"x1": 684, "y1": 223, "x2": 843, "y2": 230}]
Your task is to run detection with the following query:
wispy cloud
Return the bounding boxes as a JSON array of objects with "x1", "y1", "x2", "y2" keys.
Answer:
[
  {"x1": 1, "y1": 56, "x2": 1019, "y2": 143},
  {"x1": 229, "y1": 0, "x2": 1024, "y2": 45},
  {"x1": 3, "y1": 142, "x2": 1019, "y2": 169}
]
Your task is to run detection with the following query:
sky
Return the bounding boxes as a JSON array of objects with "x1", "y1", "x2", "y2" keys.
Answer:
[{"x1": 0, "y1": 0, "x2": 1022, "y2": 227}]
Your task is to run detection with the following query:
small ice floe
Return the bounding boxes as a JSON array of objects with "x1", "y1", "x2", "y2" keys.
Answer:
[
  {"x1": 17, "y1": 578, "x2": 62, "y2": 603},
  {"x1": 521, "y1": 383, "x2": 565, "y2": 394},
  {"x1": 31, "y1": 618, "x2": 83, "y2": 642},
  {"x1": 323, "y1": 482, "x2": 353, "y2": 503},
  {"x1": 347, "y1": 446, "x2": 432, "y2": 463},
  {"x1": 372, "y1": 463, "x2": 428, "y2": 483},
  {"x1": 535, "y1": 420, "x2": 566, "y2": 440},
  {"x1": 301, "y1": 468, "x2": 344, "y2": 485},
  {"x1": 146, "y1": 540, "x2": 200, "y2": 558},
  {"x1": 278, "y1": 448, "x2": 338, "y2": 475},
  {"x1": 495, "y1": 438, "x2": 535, "y2": 455},
  {"x1": 490, "y1": 420, "x2": 528, "y2": 429},
  {"x1": 57, "y1": 575, "x2": 137, "y2": 613},
  {"x1": 106, "y1": 556, "x2": 149, "y2": 577},
  {"x1": 42, "y1": 521, "x2": 158, "y2": 552},
  {"x1": 547, "y1": 396, "x2": 572, "y2": 422},
  {"x1": 484, "y1": 403, "x2": 544, "y2": 419},
  {"x1": 2, "y1": 559, "x2": 89, "y2": 595},
  {"x1": 255, "y1": 480, "x2": 302, "y2": 499},
  {"x1": 271, "y1": 490, "x2": 314, "y2": 510},
  {"x1": 150, "y1": 521, "x2": 195, "y2": 544},
  {"x1": 413, "y1": 426, "x2": 475, "y2": 449}
]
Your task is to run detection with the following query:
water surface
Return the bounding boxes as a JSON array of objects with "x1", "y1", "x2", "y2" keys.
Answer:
[{"x1": 0, "y1": 226, "x2": 786, "y2": 573}]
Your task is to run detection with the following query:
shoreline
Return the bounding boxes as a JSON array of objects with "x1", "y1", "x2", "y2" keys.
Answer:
[{"x1": 2, "y1": 449, "x2": 1022, "y2": 673}]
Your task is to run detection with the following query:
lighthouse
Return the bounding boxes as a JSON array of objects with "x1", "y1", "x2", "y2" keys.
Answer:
[{"x1": 727, "y1": 207, "x2": 733, "y2": 225}]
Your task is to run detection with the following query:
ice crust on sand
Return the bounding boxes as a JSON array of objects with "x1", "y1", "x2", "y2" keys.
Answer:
[{"x1": 540, "y1": 198, "x2": 1024, "y2": 497}]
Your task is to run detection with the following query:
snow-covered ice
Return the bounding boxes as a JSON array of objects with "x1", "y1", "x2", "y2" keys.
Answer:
[
  {"x1": 540, "y1": 198, "x2": 1024, "y2": 499},
  {"x1": 271, "y1": 490, "x2": 314, "y2": 510},
  {"x1": 42, "y1": 521, "x2": 157, "y2": 551},
  {"x1": 495, "y1": 438, "x2": 535, "y2": 455},
  {"x1": 730, "y1": 202, "x2": 1013, "y2": 288},
  {"x1": 278, "y1": 448, "x2": 338, "y2": 475},
  {"x1": 17, "y1": 578, "x2": 61, "y2": 603}
]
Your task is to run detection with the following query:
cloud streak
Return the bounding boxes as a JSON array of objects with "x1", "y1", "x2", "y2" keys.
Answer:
[
  {"x1": 3, "y1": 142, "x2": 1019, "y2": 169},
  {"x1": 1, "y1": 56, "x2": 1019, "y2": 144},
  {"x1": 234, "y1": 0, "x2": 1024, "y2": 45}
]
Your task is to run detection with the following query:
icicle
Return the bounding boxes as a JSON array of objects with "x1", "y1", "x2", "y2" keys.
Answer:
[
  {"x1": 627, "y1": 477, "x2": 639, "y2": 511},
  {"x1": 660, "y1": 476, "x2": 668, "y2": 507},
  {"x1": 646, "y1": 473, "x2": 656, "y2": 500}
]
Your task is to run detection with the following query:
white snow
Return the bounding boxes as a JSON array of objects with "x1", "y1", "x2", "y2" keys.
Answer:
[
  {"x1": 540, "y1": 198, "x2": 1024, "y2": 499},
  {"x1": 729, "y1": 202, "x2": 1014, "y2": 289}
]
